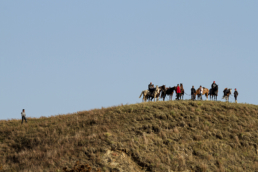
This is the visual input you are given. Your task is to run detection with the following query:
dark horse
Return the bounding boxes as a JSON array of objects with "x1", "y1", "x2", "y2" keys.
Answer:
[
  {"x1": 222, "y1": 88, "x2": 232, "y2": 102},
  {"x1": 209, "y1": 85, "x2": 218, "y2": 101},
  {"x1": 160, "y1": 86, "x2": 176, "y2": 101}
]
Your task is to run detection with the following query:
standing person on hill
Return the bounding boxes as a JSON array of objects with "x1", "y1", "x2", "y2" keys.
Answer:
[
  {"x1": 234, "y1": 88, "x2": 238, "y2": 103},
  {"x1": 21, "y1": 109, "x2": 27, "y2": 124},
  {"x1": 199, "y1": 86, "x2": 203, "y2": 100},
  {"x1": 191, "y1": 86, "x2": 196, "y2": 100},
  {"x1": 176, "y1": 84, "x2": 181, "y2": 100}
]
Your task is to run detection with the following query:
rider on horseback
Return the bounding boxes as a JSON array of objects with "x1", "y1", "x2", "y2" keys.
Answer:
[
  {"x1": 211, "y1": 81, "x2": 217, "y2": 89},
  {"x1": 210, "y1": 81, "x2": 218, "y2": 97},
  {"x1": 148, "y1": 82, "x2": 155, "y2": 94}
]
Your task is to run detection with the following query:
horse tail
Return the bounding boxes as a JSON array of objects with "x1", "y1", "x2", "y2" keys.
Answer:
[{"x1": 139, "y1": 91, "x2": 143, "y2": 98}]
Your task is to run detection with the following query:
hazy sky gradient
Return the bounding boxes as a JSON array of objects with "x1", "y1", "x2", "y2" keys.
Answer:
[{"x1": 1, "y1": 1, "x2": 258, "y2": 120}]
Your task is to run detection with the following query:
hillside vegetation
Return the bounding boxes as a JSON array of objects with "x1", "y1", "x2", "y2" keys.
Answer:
[{"x1": 1, "y1": 101, "x2": 258, "y2": 172}]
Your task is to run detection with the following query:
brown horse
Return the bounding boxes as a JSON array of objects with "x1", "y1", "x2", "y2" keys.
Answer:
[
  {"x1": 160, "y1": 86, "x2": 176, "y2": 101},
  {"x1": 195, "y1": 87, "x2": 209, "y2": 100},
  {"x1": 222, "y1": 88, "x2": 232, "y2": 102}
]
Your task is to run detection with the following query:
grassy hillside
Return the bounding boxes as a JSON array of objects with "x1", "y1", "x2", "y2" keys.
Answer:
[{"x1": 1, "y1": 101, "x2": 258, "y2": 172}]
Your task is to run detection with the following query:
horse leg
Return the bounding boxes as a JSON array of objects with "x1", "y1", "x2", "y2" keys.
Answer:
[{"x1": 156, "y1": 94, "x2": 159, "y2": 101}]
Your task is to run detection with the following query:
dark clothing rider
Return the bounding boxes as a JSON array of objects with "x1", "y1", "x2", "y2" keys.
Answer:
[
  {"x1": 148, "y1": 82, "x2": 155, "y2": 93},
  {"x1": 211, "y1": 81, "x2": 218, "y2": 95},
  {"x1": 211, "y1": 81, "x2": 217, "y2": 89},
  {"x1": 148, "y1": 82, "x2": 154, "y2": 90}
]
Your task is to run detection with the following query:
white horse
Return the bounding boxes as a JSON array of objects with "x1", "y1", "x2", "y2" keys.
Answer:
[
  {"x1": 139, "y1": 90, "x2": 149, "y2": 102},
  {"x1": 139, "y1": 86, "x2": 160, "y2": 102}
]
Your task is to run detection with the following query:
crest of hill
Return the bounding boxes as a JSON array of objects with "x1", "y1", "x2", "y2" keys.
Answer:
[{"x1": 0, "y1": 101, "x2": 258, "y2": 172}]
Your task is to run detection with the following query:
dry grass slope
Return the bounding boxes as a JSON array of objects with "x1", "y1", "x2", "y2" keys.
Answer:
[{"x1": 0, "y1": 101, "x2": 258, "y2": 172}]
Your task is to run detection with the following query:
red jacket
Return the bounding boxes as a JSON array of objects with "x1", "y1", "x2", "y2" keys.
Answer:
[{"x1": 176, "y1": 86, "x2": 181, "y2": 93}]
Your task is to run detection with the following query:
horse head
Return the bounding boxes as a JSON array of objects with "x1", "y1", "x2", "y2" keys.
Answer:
[{"x1": 159, "y1": 85, "x2": 166, "y2": 90}]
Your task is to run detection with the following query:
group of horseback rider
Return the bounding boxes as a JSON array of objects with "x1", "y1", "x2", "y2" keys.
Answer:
[
  {"x1": 149, "y1": 82, "x2": 185, "y2": 100},
  {"x1": 148, "y1": 81, "x2": 239, "y2": 102},
  {"x1": 190, "y1": 81, "x2": 238, "y2": 102}
]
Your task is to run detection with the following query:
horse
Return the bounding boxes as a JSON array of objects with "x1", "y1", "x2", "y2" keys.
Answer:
[
  {"x1": 139, "y1": 90, "x2": 149, "y2": 102},
  {"x1": 222, "y1": 88, "x2": 232, "y2": 102},
  {"x1": 179, "y1": 83, "x2": 184, "y2": 100},
  {"x1": 209, "y1": 85, "x2": 218, "y2": 101},
  {"x1": 139, "y1": 86, "x2": 161, "y2": 102},
  {"x1": 148, "y1": 90, "x2": 162, "y2": 101},
  {"x1": 195, "y1": 87, "x2": 209, "y2": 100},
  {"x1": 145, "y1": 85, "x2": 161, "y2": 102},
  {"x1": 160, "y1": 86, "x2": 176, "y2": 101}
]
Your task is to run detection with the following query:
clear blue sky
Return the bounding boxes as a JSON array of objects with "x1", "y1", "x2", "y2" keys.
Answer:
[{"x1": 1, "y1": 1, "x2": 257, "y2": 120}]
